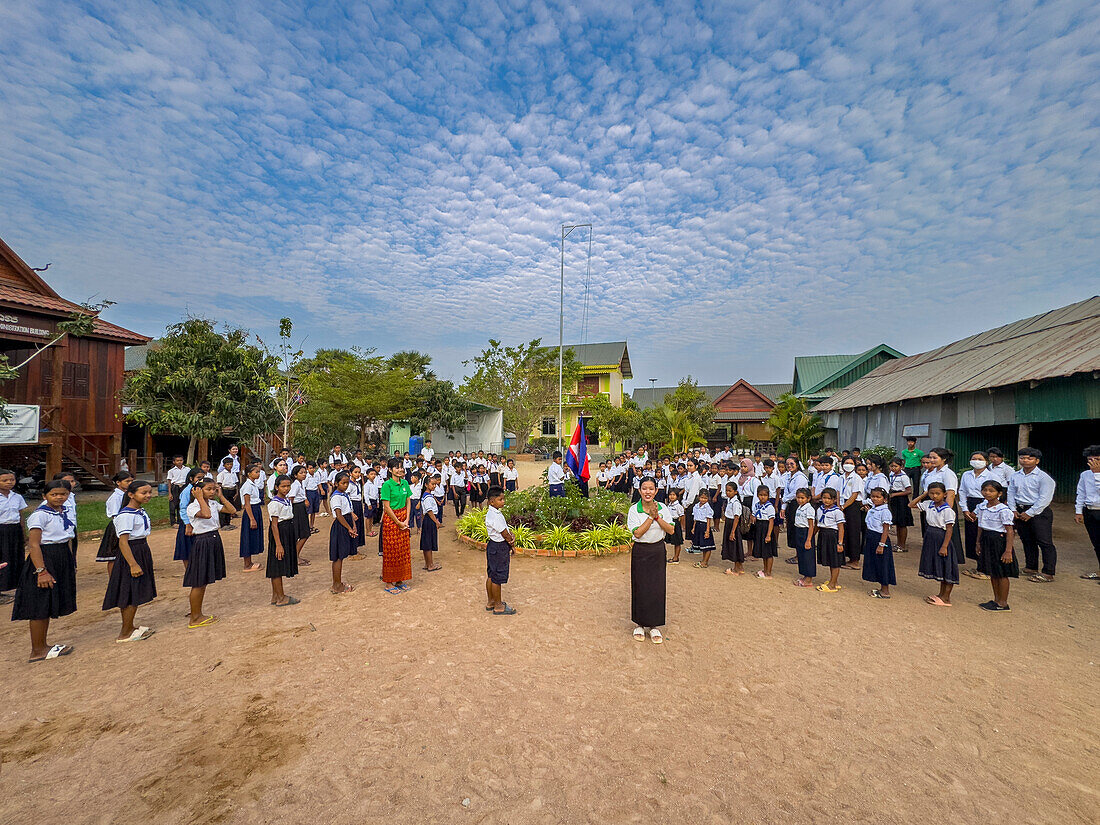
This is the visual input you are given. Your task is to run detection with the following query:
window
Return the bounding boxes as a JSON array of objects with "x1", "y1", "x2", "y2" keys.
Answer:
[
  {"x1": 62, "y1": 362, "x2": 89, "y2": 399},
  {"x1": 577, "y1": 375, "x2": 600, "y2": 396},
  {"x1": 541, "y1": 417, "x2": 557, "y2": 436}
]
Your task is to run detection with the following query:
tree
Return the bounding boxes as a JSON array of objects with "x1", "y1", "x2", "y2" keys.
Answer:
[
  {"x1": 256, "y1": 317, "x2": 308, "y2": 448},
  {"x1": 766, "y1": 393, "x2": 825, "y2": 462},
  {"x1": 650, "y1": 403, "x2": 708, "y2": 453},
  {"x1": 388, "y1": 350, "x2": 436, "y2": 380},
  {"x1": 664, "y1": 377, "x2": 715, "y2": 433},
  {"x1": 0, "y1": 299, "x2": 114, "y2": 421},
  {"x1": 409, "y1": 378, "x2": 468, "y2": 438},
  {"x1": 122, "y1": 318, "x2": 281, "y2": 463},
  {"x1": 296, "y1": 348, "x2": 418, "y2": 452},
  {"x1": 461, "y1": 338, "x2": 582, "y2": 452},
  {"x1": 583, "y1": 393, "x2": 644, "y2": 450}
]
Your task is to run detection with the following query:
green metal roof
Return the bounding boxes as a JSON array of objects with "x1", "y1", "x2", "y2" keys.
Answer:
[
  {"x1": 564, "y1": 341, "x2": 632, "y2": 378},
  {"x1": 793, "y1": 344, "x2": 904, "y2": 395}
]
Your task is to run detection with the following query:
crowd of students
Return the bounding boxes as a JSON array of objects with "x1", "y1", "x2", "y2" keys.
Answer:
[{"x1": 1, "y1": 437, "x2": 1097, "y2": 660}]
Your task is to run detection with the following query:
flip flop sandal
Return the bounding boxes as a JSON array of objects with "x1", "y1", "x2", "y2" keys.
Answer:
[
  {"x1": 962, "y1": 569, "x2": 988, "y2": 580},
  {"x1": 784, "y1": 557, "x2": 798, "y2": 564},
  {"x1": 649, "y1": 629, "x2": 663, "y2": 644},
  {"x1": 385, "y1": 586, "x2": 404, "y2": 594},
  {"x1": 493, "y1": 604, "x2": 517, "y2": 615},
  {"x1": 243, "y1": 564, "x2": 262, "y2": 572},
  {"x1": 116, "y1": 627, "x2": 155, "y2": 643},
  {"x1": 1080, "y1": 572, "x2": 1100, "y2": 580},
  {"x1": 424, "y1": 566, "x2": 442, "y2": 572},
  {"x1": 869, "y1": 590, "x2": 891, "y2": 599},
  {"x1": 30, "y1": 643, "x2": 74, "y2": 662},
  {"x1": 188, "y1": 615, "x2": 218, "y2": 629},
  {"x1": 924, "y1": 596, "x2": 951, "y2": 606},
  {"x1": 692, "y1": 562, "x2": 703, "y2": 568},
  {"x1": 755, "y1": 571, "x2": 768, "y2": 578},
  {"x1": 1027, "y1": 574, "x2": 1054, "y2": 583},
  {"x1": 633, "y1": 627, "x2": 646, "y2": 641},
  {"x1": 275, "y1": 596, "x2": 300, "y2": 606}
]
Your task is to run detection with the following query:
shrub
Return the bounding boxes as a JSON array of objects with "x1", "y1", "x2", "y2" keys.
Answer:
[
  {"x1": 510, "y1": 524, "x2": 535, "y2": 548},
  {"x1": 543, "y1": 525, "x2": 575, "y2": 554},
  {"x1": 569, "y1": 516, "x2": 594, "y2": 533}
]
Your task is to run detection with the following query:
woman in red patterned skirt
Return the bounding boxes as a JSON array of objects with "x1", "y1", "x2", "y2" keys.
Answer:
[{"x1": 379, "y1": 457, "x2": 413, "y2": 592}]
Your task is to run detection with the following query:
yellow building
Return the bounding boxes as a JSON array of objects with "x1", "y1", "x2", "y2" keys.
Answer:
[{"x1": 534, "y1": 341, "x2": 632, "y2": 447}]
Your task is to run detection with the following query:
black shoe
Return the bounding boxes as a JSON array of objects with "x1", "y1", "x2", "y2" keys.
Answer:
[
  {"x1": 979, "y1": 601, "x2": 1010, "y2": 611},
  {"x1": 784, "y1": 556, "x2": 798, "y2": 564}
]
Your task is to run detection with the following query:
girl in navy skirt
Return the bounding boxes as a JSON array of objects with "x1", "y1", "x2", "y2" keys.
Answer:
[
  {"x1": 289, "y1": 465, "x2": 313, "y2": 564},
  {"x1": 690, "y1": 490, "x2": 715, "y2": 568},
  {"x1": 94, "y1": 470, "x2": 133, "y2": 575},
  {"x1": 102, "y1": 480, "x2": 157, "y2": 642},
  {"x1": 815, "y1": 489, "x2": 846, "y2": 592},
  {"x1": 347, "y1": 465, "x2": 367, "y2": 555},
  {"x1": 503, "y1": 459, "x2": 519, "y2": 492},
  {"x1": 238, "y1": 463, "x2": 264, "y2": 572},
  {"x1": 665, "y1": 488, "x2": 685, "y2": 563},
  {"x1": 720, "y1": 482, "x2": 745, "y2": 575},
  {"x1": 12, "y1": 481, "x2": 77, "y2": 661},
  {"x1": 861, "y1": 488, "x2": 896, "y2": 598},
  {"x1": 304, "y1": 462, "x2": 322, "y2": 531},
  {"x1": 420, "y1": 475, "x2": 442, "y2": 572},
  {"x1": 266, "y1": 475, "x2": 299, "y2": 606},
  {"x1": 184, "y1": 479, "x2": 236, "y2": 628},
  {"x1": 328, "y1": 472, "x2": 357, "y2": 594},
  {"x1": 975, "y1": 480, "x2": 1018, "y2": 611},
  {"x1": 174, "y1": 468, "x2": 206, "y2": 573},
  {"x1": 791, "y1": 489, "x2": 817, "y2": 587},
  {"x1": 0, "y1": 468, "x2": 28, "y2": 602},
  {"x1": 915, "y1": 482, "x2": 958, "y2": 606},
  {"x1": 887, "y1": 457, "x2": 913, "y2": 552},
  {"x1": 750, "y1": 485, "x2": 778, "y2": 578}
]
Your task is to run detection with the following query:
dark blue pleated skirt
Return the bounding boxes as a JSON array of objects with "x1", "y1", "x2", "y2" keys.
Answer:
[
  {"x1": 239, "y1": 503, "x2": 264, "y2": 558},
  {"x1": 174, "y1": 520, "x2": 193, "y2": 561},
  {"x1": 861, "y1": 531, "x2": 896, "y2": 586}
]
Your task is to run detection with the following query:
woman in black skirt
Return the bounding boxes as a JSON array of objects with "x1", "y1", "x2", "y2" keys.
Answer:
[
  {"x1": 184, "y1": 479, "x2": 236, "y2": 628},
  {"x1": 420, "y1": 476, "x2": 442, "y2": 572},
  {"x1": 266, "y1": 475, "x2": 300, "y2": 607},
  {"x1": 102, "y1": 480, "x2": 157, "y2": 642},
  {"x1": 328, "y1": 472, "x2": 358, "y2": 594},
  {"x1": 0, "y1": 467, "x2": 28, "y2": 603},
  {"x1": 627, "y1": 478, "x2": 675, "y2": 644},
  {"x1": 13, "y1": 481, "x2": 77, "y2": 661},
  {"x1": 348, "y1": 466, "x2": 367, "y2": 555}
]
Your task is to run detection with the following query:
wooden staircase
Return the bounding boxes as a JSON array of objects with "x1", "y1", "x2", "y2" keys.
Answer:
[{"x1": 38, "y1": 408, "x2": 115, "y2": 489}]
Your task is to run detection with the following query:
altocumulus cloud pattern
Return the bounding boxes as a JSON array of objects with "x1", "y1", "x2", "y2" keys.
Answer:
[{"x1": 1, "y1": 0, "x2": 1097, "y2": 384}]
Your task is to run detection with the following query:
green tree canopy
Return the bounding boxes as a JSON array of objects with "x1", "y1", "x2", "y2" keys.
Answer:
[
  {"x1": 296, "y1": 348, "x2": 418, "y2": 453},
  {"x1": 409, "y1": 378, "x2": 469, "y2": 438},
  {"x1": 766, "y1": 393, "x2": 824, "y2": 462},
  {"x1": 121, "y1": 318, "x2": 280, "y2": 463},
  {"x1": 461, "y1": 338, "x2": 581, "y2": 451},
  {"x1": 583, "y1": 393, "x2": 645, "y2": 451},
  {"x1": 664, "y1": 377, "x2": 715, "y2": 433}
]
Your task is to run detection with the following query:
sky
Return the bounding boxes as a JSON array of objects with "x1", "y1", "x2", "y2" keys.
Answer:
[{"x1": 1, "y1": 0, "x2": 1097, "y2": 391}]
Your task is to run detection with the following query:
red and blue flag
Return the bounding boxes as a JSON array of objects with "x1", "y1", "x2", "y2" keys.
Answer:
[{"x1": 566, "y1": 418, "x2": 590, "y2": 482}]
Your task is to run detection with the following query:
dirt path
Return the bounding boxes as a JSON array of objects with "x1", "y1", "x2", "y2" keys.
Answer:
[{"x1": 1, "y1": 464, "x2": 1097, "y2": 824}]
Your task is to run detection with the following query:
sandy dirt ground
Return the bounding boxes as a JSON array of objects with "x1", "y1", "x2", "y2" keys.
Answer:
[{"x1": 1, "y1": 459, "x2": 1097, "y2": 825}]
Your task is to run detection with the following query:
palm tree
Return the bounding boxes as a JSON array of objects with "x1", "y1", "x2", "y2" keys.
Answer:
[
  {"x1": 653, "y1": 403, "x2": 707, "y2": 453},
  {"x1": 767, "y1": 393, "x2": 824, "y2": 462}
]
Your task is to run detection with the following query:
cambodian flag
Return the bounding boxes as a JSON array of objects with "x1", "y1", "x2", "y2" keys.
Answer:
[{"x1": 566, "y1": 418, "x2": 590, "y2": 482}]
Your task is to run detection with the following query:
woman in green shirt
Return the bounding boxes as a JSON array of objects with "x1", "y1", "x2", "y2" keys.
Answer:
[{"x1": 379, "y1": 458, "x2": 413, "y2": 591}]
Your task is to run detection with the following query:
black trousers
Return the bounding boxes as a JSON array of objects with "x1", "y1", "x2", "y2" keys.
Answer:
[
  {"x1": 1083, "y1": 509, "x2": 1100, "y2": 567},
  {"x1": 451, "y1": 487, "x2": 467, "y2": 516},
  {"x1": 905, "y1": 467, "x2": 921, "y2": 496},
  {"x1": 1016, "y1": 505, "x2": 1056, "y2": 576},
  {"x1": 169, "y1": 484, "x2": 184, "y2": 525}
]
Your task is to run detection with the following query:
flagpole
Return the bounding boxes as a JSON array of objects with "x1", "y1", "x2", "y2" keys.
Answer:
[{"x1": 559, "y1": 223, "x2": 591, "y2": 457}]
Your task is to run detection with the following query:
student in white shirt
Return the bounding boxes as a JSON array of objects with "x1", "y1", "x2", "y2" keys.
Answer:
[
  {"x1": 239, "y1": 464, "x2": 265, "y2": 572},
  {"x1": 720, "y1": 481, "x2": 745, "y2": 574},
  {"x1": 973, "y1": 479, "x2": 1019, "y2": 610},
  {"x1": 1075, "y1": 445, "x2": 1100, "y2": 579},
  {"x1": 791, "y1": 488, "x2": 817, "y2": 587},
  {"x1": 839, "y1": 458, "x2": 865, "y2": 568},
  {"x1": 217, "y1": 458, "x2": 240, "y2": 531},
  {"x1": 0, "y1": 467, "x2": 28, "y2": 599},
  {"x1": 363, "y1": 469, "x2": 380, "y2": 537},
  {"x1": 503, "y1": 460, "x2": 519, "y2": 492},
  {"x1": 420, "y1": 440, "x2": 435, "y2": 463},
  {"x1": 13, "y1": 481, "x2": 78, "y2": 660},
  {"x1": 861, "y1": 487, "x2": 895, "y2": 598},
  {"x1": 959, "y1": 451, "x2": 995, "y2": 574},
  {"x1": 547, "y1": 451, "x2": 568, "y2": 497},
  {"x1": 266, "y1": 473, "x2": 300, "y2": 607},
  {"x1": 103, "y1": 480, "x2": 158, "y2": 642},
  {"x1": 93, "y1": 470, "x2": 135, "y2": 573},
  {"x1": 814, "y1": 488, "x2": 846, "y2": 593},
  {"x1": 449, "y1": 463, "x2": 469, "y2": 516},
  {"x1": 420, "y1": 475, "x2": 442, "y2": 572},
  {"x1": 184, "y1": 478, "x2": 237, "y2": 628},
  {"x1": 166, "y1": 455, "x2": 191, "y2": 526},
  {"x1": 627, "y1": 477, "x2": 675, "y2": 642},
  {"x1": 986, "y1": 447, "x2": 1014, "y2": 488},
  {"x1": 1006, "y1": 447, "x2": 1058, "y2": 581},
  {"x1": 484, "y1": 486, "x2": 516, "y2": 615},
  {"x1": 915, "y1": 482, "x2": 958, "y2": 605},
  {"x1": 911, "y1": 447, "x2": 962, "y2": 564}
]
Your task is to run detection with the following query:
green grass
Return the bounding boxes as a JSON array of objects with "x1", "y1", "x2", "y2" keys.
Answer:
[{"x1": 74, "y1": 496, "x2": 171, "y2": 534}]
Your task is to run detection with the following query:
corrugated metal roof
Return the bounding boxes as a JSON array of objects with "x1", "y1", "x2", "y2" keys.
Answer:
[
  {"x1": 564, "y1": 341, "x2": 632, "y2": 378},
  {"x1": 714, "y1": 411, "x2": 773, "y2": 421},
  {"x1": 816, "y1": 296, "x2": 1100, "y2": 411},
  {"x1": 793, "y1": 354, "x2": 860, "y2": 392},
  {"x1": 633, "y1": 381, "x2": 792, "y2": 410}
]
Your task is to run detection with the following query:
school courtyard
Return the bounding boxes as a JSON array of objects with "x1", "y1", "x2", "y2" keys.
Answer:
[{"x1": 1, "y1": 459, "x2": 1096, "y2": 825}]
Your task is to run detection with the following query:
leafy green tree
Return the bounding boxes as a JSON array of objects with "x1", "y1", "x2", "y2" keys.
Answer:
[
  {"x1": 650, "y1": 403, "x2": 707, "y2": 453},
  {"x1": 256, "y1": 317, "x2": 308, "y2": 448},
  {"x1": 664, "y1": 377, "x2": 715, "y2": 433},
  {"x1": 0, "y1": 299, "x2": 115, "y2": 421},
  {"x1": 388, "y1": 350, "x2": 436, "y2": 380},
  {"x1": 122, "y1": 318, "x2": 280, "y2": 463},
  {"x1": 766, "y1": 393, "x2": 824, "y2": 462},
  {"x1": 461, "y1": 338, "x2": 581, "y2": 452},
  {"x1": 409, "y1": 378, "x2": 468, "y2": 438},
  {"x1": 583, "y1": 393, "x2": 644, "y2": 450},
  {"x1": 296, "y1": 348, "x2": 418, "y2": 452}
]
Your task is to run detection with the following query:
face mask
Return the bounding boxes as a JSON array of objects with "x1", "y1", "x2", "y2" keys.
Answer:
[
  {"x1": 842, "y1": 464, "x2": 855, "y2": 473},
  {"x1": 970, "y1": 460, "x2": 987, "y2": 470}
]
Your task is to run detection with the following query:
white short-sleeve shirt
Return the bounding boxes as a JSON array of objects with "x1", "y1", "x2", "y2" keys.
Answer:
[
  {"x1": 268, "y1": 498, "x2": 293, "y2": 522},
  {"x1": 186, "y1": 499, "x2": 222, "y2": 534},
  {"x1": 627, "y1": 501, "x2": 673, "y2": 543},
  {"x1": 919, "y1": 500, "x2": 957, "y2": 530},
  {"x1": 113, "y1": 508, "x2": 151, "y2": 540},
  {"x1": 28, "y1": 506, "x2": 75, "y2": 543},
  {"x1": 485, "y1": 505, "x2": 508, "y2": 542},
  {"x1": 0, "y1": 490, "x2": 27, "y2": 524},
  {"x1": 976, "y1": 500, "x2": 1014, "y2": 533}
]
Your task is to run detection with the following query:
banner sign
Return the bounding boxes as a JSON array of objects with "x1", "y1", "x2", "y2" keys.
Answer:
[{"x1": 0, "y1": 404, "x2": 40, "y2": 444}]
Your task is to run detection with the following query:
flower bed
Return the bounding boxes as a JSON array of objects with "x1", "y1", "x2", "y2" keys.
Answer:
[{"x1": 454, "y1": 485, "x2": 634, "y2": 557}]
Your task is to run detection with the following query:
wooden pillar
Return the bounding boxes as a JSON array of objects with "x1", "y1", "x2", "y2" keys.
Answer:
[
  {"x1": 198, "y1": 437, "x2": 209, "y2": 464},
  {"x1": 128, "y1": 448, "x2": 138, "y2": 476},
  {"x1": 1017, "y1": 423, "x2": 1031, "y2": 452},
  {"x1": 45, "y1": 344, "x2": 65, "y2": 480},
  {"x1": 153, "y1": 452, "x2": 164, "y2": 482},
  {"x1": 110, "y1": 434, "x2": 122, "y2": 471}
]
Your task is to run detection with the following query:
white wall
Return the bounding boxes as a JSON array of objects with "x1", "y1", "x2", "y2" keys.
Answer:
[{"x1": 431, "y1": 408, "x2": 504, "y2": 453}]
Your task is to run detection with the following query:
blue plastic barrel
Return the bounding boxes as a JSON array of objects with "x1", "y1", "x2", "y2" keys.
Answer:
[{"x1": 409, "y1": 435, "x2": 424, "y2": 456}]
